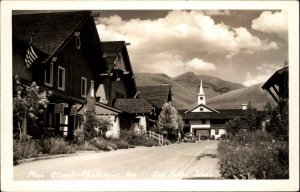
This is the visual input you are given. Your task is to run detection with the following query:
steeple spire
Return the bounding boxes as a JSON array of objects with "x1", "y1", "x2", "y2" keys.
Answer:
[
  {"x1": 198, "y1": 80, "x2": 206, "y2": 105},
  {"x1": 199, "y1": 80, "x2": 204, "y2": 95}
]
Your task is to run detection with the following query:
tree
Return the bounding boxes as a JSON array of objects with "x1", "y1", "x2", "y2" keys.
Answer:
[
  {"x1": 157, "y1": 102, "x2": 181, "y2": 140},
  {"x1": 82, "y1": 110, "x2": 112, "y2": 140},
  {"x1": 265, "y1": 106, "x2": 288, "y2": 141},
  {"x1": 13, "y1": 75, "x2": 52, "y2": 140},
  {"x1": 225, "y1": 116, "x2": 244, "y2": 137}
]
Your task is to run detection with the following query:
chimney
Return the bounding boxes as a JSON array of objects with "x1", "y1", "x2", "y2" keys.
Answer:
[{"x1": 241, "y1": 103, "x2": 248, "y2": 110}]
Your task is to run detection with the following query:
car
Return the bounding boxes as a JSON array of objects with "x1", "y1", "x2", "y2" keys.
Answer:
[{"x1": 183, "y1": 133, "x2": 196, "y2": 143}]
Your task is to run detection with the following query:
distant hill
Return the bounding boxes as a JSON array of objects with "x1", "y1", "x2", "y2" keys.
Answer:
[
  {"x1": 206, "y1": 83, "x2": 276, "y2": 111},
  {"x1": 135, "y1": 72, "x2": 247, "y2": 109}
]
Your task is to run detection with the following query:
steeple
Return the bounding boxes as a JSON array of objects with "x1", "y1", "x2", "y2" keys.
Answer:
[{"x1": 198, "y1": 80, "x2": 206, "y2": 105}]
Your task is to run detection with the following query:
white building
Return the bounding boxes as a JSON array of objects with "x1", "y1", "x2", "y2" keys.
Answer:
[{"x1": 180, "y1": 80, "x2": 248, "y2": 140}]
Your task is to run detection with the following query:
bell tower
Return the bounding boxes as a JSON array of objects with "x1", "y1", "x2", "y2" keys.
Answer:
[{"x1": 198, "y1": 80, "x2": 206, "y2": 105}]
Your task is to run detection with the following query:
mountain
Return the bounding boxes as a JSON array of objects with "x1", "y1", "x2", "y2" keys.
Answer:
[
  {"x1": 206, "y1": 83, "x2": 276, "y2": 111},
  {"x1": 134, "y1": 72, "x2": 246, "y2": 109}
]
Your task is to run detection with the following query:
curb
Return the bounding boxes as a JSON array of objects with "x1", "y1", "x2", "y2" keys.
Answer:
[{"x1": 17, "y1": 153, "x2": 78, "y2": 164}]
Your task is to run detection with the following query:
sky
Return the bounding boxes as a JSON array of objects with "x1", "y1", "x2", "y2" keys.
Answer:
[{"x1": 94, "y1": 10, "x2": 288, "y2": 86}]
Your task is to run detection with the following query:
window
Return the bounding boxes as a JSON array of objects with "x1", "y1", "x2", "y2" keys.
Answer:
[
  {"x1": 81, "y1": 77, "x2": 87, "y2": 97},
  {"x1": 200, "y1": 97, "x2": 203, "y2": 100},
  {"x1": 201, "y1": 119, "x2": 206, "y2": 124},
  {"x1": 90, "y1": 80, "x2": 94, "y2": 98},
  {"x1": 200, "y1": 107, "x2": 204, "y2": 111},
  {"x1": 58, "y1": 66, "x2": 65, "y2": 91},
  {"x1": 44, "y1": 62, "x2": 53, "y2": 87},
  {"x1": 215, "y1": 129, "x2": 219, "y2": 135},
  {"x1": 185, "y1": 120, "x2": 189, "y2": 124}
]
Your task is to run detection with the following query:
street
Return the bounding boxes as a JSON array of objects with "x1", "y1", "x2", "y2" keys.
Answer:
[{"x1": 14, "y1": 141, "x2": 220, "y2": 180}]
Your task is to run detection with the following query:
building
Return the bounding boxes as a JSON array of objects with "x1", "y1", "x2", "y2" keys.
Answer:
[
  {"x1": 262, "y1": 66, "x2": 288, "y2": 112},
  {"x1": 179, "y1": 80, "x2": 247, "y2": 140},
  {"x1": 114, "y1": 98, "x2": 154, "y2": 133},
  {"x1": 13, "y1": 11, "x2": 108, "y2": 139},
  {"x1": 96, "y1": 41, "x2": 143, "y2": 137}
]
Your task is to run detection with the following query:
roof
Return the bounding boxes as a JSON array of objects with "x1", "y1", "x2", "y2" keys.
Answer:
[
  {"x1": 13, "y1": 11, "x2": 91, "y2": 56},
  {"x1": 262, "y1": 66, "x2": 288, "y2": 89},
  {"x1": 185, "y1": 103, "x2": 219, "y2": 113},
  {"x1": 101, "y1": 41, "x2": 125, "y2": 70},
  {"x1": 114, "y1": 99, "x2": 153, "y2": 114},
  {"x1": 138, "y1": 85, "x2": 171, "y2": 108},
  {"x1": 178, "y1": 109, "x2": 247, "y2": 120},
  {"x1": 95, "y1": 101, "x2": 124, "y2": 115}
]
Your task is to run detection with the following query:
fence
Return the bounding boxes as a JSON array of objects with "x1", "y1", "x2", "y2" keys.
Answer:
[{"x1": 146, "y1": 131, "x2": 164, "y2": 145}]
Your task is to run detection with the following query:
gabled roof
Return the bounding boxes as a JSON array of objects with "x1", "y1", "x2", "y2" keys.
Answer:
[
  {"x1": 137, "y1": 85, "x2": 171, "y2": 108},
  {"x1": 101, "y1": 41, "x2": 124, "y2": 70},
  {"x1": 114, "y1": 99, "x2": 153, "y2": 114},
  {"x1": 13, "y1": 11, "x2": 91, "y2": 57},
  {"x1": 185, "y1": 103, "x2": 219, "y2": 113},
  {"x1": 179, "y1": 109, "x2": 247, "y2": 120},
  {"x1": 262, "y1": 66, "x2": 288, "y2": 90}
]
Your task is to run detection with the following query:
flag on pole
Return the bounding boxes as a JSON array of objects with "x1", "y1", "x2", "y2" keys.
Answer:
[{"x1": 25, "y1": 34, "x2": 38, "y2": 68}]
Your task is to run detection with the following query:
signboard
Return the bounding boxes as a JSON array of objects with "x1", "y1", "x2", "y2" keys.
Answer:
[
  {"x1": 54, "y1": 103, "x2": 64, "y2": 113},
  {"x1": 70, "y1": 105, "x2": 77, "y2": 116}
]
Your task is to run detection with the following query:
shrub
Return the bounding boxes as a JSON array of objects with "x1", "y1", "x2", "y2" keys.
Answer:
[
  {"x1": 82, "y1": 111, "x2": 112, "y2": 140},
  {"x1": 163, "y1": 139, "x2": 172, "y2": 145},
  {"x1": 13, "y1": 139, "x2": 40, "y2": 165},
  {"x1": 142, "y1": 138, "x2": 159, "y2": 147},
  {"x1": 75, "y1": 141, "x2": 98, "y2": 151},
  {"x1": 218, "y1": 130, "x2": 288, "y2": 179},
  {"x1": 74, "y1": 128, "x2": 85, "y2": 145},
  {"x1": 90, "y1": 138, "x2": 112, "y2": 151},
  {"x1": 119, "y1": 129, "x2": 159, "y2": 147},
  {"x1": 35, "y1": 137, "x2": 75, "y2": 155},
  {"x1": 112, "y1": 140, "x2": 129, "y2": 149}
]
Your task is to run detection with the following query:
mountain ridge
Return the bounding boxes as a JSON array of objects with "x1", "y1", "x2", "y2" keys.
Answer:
[{"x1": 135, "y1": 72, "x2": 253, "y2": 109}]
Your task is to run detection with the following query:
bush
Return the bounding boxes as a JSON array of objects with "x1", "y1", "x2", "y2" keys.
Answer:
[
  {"x1": 142, "y1": 138, "x2": 159, "y2": 147},
  {"x1": 75, "y1": 141, "x2": 98, "y2": 151},
  {"x1": 35, "y1": 137, "x2": 75, "y2": 155},
  {"x1": 74, "y1": 128, "x2": 85, "y2": 145},
  {"x1": 112, "y1": 140, "x2": 129, "y2": 149},
  {"x1": 119, "y1": 129, "x2": 159, "y2": 147},
  {"x1": 218, "y1": 130, "x2": 288, "y2": 179},
  {"x1": 13, "y1": 139, "x2": 40, "y2": 165},
  {"x1": 163, "y1": 139, "x2": 172, "y2": 145},
  {"x1": 90, "y1": 138, "x2": 113, "y2": 151}
]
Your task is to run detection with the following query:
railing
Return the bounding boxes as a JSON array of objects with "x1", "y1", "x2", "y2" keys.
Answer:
[{"x1": 146, "y1": 131, "x2": 164, "y2": 145}]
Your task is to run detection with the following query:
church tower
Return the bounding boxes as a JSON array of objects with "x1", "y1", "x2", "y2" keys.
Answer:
[{"x1": 198, "y1": 80, "x2": 206, "y2": 105}]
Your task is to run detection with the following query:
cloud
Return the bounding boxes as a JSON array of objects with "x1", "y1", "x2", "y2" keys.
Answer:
[
  {"x1": 96, "y1": 10, "x2": 280, "y2": 77},
  {"x1": 204, "y1": 10, "x2": 230, "y2": 16},
  {"x1": 242, "y1": 62, "x2": 282, "y2": 86},
  {"x1": 185, "y1": 58, "x2": 216, "y2": 70},
  {"x1": 131, "y1": 52, "x2": 216, "y2": 77},
  {"x1": 251, "y1": 10, "x2": 288, "y2": 41}
]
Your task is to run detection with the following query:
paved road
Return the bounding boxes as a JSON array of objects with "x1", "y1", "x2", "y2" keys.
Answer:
[{"x1": 14, "y1": 141, "x2": 220, "y2": 180}]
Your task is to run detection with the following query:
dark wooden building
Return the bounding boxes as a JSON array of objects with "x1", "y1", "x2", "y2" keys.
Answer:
[
  {"x1": 13, "y1": 11, "x2": 107, "y2": 139},
  {"x1": 262, "y1": 66, "x2": 288, "y2": 112}
]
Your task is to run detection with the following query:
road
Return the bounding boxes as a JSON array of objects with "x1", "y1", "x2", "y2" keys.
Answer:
[{"x1": 14, "y1": 141, "x2": 220, "y2": 180}]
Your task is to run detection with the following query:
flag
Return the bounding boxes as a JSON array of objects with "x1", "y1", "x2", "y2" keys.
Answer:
[{"x1": 25, "y1": 37, "x2": 38, "y2": 68}]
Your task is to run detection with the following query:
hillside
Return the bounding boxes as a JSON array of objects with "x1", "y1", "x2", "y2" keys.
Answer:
[
  {"x1": 206, "y1": 83, "x2": 276, "y2": 111},
  {"x1": 135, "y1": 72, "x2": 246, "y2": 109}
]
